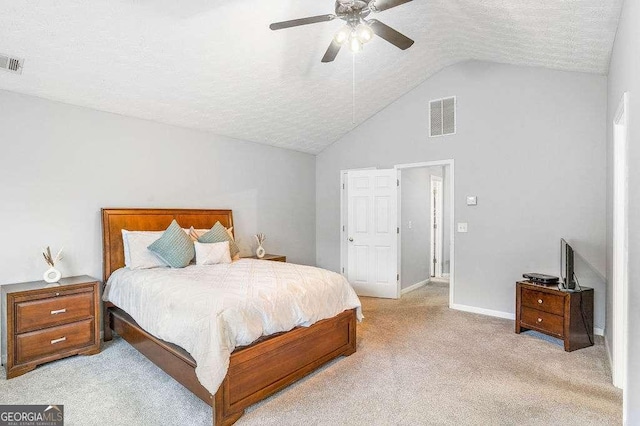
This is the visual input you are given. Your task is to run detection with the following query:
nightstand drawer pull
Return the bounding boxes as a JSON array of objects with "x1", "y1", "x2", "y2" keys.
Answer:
[
  {"x1": 50, "y1": 337, "x2": 66, "y2": 344},
  {"x1": 537, "y1": 318, "x2": 543, "y2": 323},
  {"x1": 50, "y1": 308, "x2": 67, "y2": 315},
  {"x1": 538, "y1": 299, "x2": 543, "y2": 304}
]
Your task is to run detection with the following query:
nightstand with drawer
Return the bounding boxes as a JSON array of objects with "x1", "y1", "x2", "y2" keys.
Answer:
[
  {"x1": 244, "y1": 254, "x2": 286, "y2": 262},
  {"x1": 1, "y1": 275, "x2": 101, "y2": 379},
  {"x1": 515, "y1": 281, "x2": 594, "y2": 352}
]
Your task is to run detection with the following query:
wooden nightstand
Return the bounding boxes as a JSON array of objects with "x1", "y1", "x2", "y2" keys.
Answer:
[
  {"x1": 515, "y1": 281, "x2": 594, "y2": 352},
  {"x1": 1, "y1": 275, "x2": 101, "y2": 379},
  {"x1": 245, "y1": 254, "x2": 286, "y2": 262}
]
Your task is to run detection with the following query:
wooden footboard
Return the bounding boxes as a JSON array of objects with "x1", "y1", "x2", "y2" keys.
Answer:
[{"x1": 106, "y1": 306, "x2": 357, "y2": 426}]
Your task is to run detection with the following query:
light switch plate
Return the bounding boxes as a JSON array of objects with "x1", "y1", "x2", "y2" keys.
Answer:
[
  {"x1": 466, "y1": 196, "x2": 477, "y2": 206},
  {"x1": 457, "y1": 223, "x2": 468, "y2": 233}
]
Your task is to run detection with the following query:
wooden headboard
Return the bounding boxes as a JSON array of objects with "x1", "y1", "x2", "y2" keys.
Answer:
[{"x1": 101, "y1": 208, "x2": 234, "y2": 282}]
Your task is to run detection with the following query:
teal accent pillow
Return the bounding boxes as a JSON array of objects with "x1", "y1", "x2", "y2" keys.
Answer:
[
  {"x1": 198, "y1": 221, "x2": 240, "y2": 257},
  {"x1": 148, "y1": 220, "x2": 195, "y2": 268}
]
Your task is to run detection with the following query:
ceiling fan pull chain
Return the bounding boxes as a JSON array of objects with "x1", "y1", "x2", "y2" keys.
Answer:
[{"x1": 352, "y1": 53, "x2": 356, "y2": 124}]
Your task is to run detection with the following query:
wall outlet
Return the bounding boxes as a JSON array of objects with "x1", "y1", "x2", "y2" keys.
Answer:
[{"x1": 457, "y1": 223, "x2": 468, "y2": 233}]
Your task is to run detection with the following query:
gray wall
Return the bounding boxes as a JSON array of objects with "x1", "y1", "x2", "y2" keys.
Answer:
[
  {"x1": 606, "y1": 0, "x2": 639, "y2": 421},
  {"x1": 0, "y1": 90, "x2": 317, "y2": 288},
  {"x1": 316, "y1": 61, "x2": 607, "y2": 330},
  {"x1": 400, "y1": 167, "x2": 431, "y2": 289}
]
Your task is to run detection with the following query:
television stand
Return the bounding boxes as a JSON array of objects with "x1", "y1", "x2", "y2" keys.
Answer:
[{"x1": 515, "y1": 281, "x2": 594, "y2": 352}]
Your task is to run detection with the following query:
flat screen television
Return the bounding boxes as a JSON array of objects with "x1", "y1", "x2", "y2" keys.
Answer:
[{"x1": 560, "y1": 238, "x2": 576, "y2": 290}]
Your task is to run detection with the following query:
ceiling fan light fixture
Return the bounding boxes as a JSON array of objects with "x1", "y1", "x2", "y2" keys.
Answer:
[
  {"x1": 355, "y1": 23, "x2": 373, "y2": 43},
  {"x1": 349, "y1": 36, "x2": 362, "y2": 52},
  {"x1": 270, "y1": 0, "x2": 415, "y2": 62},
  {"x1": 334, "y1": 26, "x2": 351, "y2": 44}
]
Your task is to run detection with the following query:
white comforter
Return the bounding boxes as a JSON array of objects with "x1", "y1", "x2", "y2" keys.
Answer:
[{"x1": 103, "y1": 259, "x2": 362, "y2": 394}]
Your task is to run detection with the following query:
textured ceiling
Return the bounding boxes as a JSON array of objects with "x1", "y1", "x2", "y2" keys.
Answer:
[{"x1": 0, "y1": 0, "x2": 622, "y2": 154}]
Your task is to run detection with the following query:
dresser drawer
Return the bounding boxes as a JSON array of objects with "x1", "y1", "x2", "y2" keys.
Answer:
[
  {"x1": 15, "y1": 319, "x2": 95, "y2": 364},
  {"x1": 521, "y1": 306, "x2": 564, "y2": 337},
  {"x1": 521, "y1": 287, "x2": 564, "y2": 316},
  {"x1": 15, "y1": 292, "x2": 94, "y2": 333}
]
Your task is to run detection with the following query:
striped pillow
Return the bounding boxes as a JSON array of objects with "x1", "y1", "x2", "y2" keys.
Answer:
[
  {"x1": 148, "y1": 220, "x2": 195, "y2": 268},
  {"x1": 198, "y1": 222, "x2": 240, "y2": 257}
]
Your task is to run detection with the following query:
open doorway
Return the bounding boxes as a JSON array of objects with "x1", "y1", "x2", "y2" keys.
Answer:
[{"x1": 397, "y1": 160, "x2": 454, "y2": 306}]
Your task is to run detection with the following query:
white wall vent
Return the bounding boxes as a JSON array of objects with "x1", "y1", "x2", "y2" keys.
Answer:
[
  {"x1": 0, "y1": 54, "x2": 24, "y2": 74},
  {"x1": 429, "y1": 96, "x2": 456, "y2": 137}
]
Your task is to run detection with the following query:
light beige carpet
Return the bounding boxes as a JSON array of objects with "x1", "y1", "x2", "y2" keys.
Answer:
[{"x1": 1, "y1": 282, "x2": 622, "y2": 425}]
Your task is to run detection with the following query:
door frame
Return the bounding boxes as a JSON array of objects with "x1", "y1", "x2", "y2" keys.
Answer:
[
  {"x1": 430, "y1": 175, "x2": 444, "y2": 278},
  {"x1": 340, "y1": 167, "x2": 376, "y2": 278},
  {"x1": 395, "y1": 160, "x2": 455, "y2": 306},
  {"x1": 612, "y1": 92, "x2": 629, "y2": 399}
]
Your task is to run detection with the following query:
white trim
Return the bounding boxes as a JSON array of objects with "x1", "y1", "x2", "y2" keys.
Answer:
[
  {"x1": 401, "y1": 279, "x2": 429, "y2": 295},
  {"x1": 612, "y1": 92, "x2": 629, "y2": 395},
  {"x1": 430, "y1": 175, "x2": 444, "y2": 278},
  {"x1": 595, "y1": 328, "x2": 605, "y2": 337},
  {"x1": 451, "y1": 303, "x2": 515, "y2": 320},
  {"x1": 442, "y1": 273, "x2": 450, "y2": 278},
  {"x1": 396, "y1": 169, "x2": 402, "y2": 298},
  {"x1": 605, "y1": 334, "x2": 614, "y2": 371},
  {"x1": 395, "y1": 160, "x2": 455, "y2": 306}
]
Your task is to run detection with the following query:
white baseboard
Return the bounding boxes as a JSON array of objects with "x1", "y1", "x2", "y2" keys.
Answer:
[
  {"x1": 451, "y1": 303, "x2": 515, "y2": 320},
  {"x1": 401, "y1": 279, "x2": 429, "y2": 295},
  {"x1": 451, "y1": 304, "x2": 605, "y2": 337}
]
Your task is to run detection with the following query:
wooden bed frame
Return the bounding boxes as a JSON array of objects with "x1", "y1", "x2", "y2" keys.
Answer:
[{"x1": 101, "y1": 208, "x2": 357, "y2": 426}]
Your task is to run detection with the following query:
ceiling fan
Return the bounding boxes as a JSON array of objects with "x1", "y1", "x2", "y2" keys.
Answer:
[{"x1": 269, "y1": 0, "x2": 414, "y2": 63}]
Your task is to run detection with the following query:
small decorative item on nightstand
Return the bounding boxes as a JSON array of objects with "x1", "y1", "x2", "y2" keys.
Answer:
[
  {"x1": 42, "y1": 246, "x2": 63, "y2": 283},
  {"x1": 254, "y1": 233, "x2": 266, "y2": 259}
]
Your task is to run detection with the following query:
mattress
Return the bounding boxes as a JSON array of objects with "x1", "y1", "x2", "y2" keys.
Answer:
[{"x1": 103, "y1": 259, "x2": 362, "y2": 394}]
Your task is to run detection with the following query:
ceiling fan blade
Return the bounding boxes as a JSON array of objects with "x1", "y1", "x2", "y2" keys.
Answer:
[
  {"x1": 270, "y1": 14, "x2": 335, "y2": 30},
  {"x1": 369, "y1": 19, "x2": 414, "y2": 50},
  {"x1": 370, "y1": 0, "x2": 413, "y2": 12},
  {"x1": 321, "y1": 40, "x2": 342, "y2": 63}
]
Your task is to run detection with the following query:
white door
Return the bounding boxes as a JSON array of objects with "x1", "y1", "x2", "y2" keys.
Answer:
[
  {"x1": 430, "y1": 175, "x2": 443, "y2": 277},
  {"x1": 346, "y1": 169, "x2": 398, "y2": 298}
]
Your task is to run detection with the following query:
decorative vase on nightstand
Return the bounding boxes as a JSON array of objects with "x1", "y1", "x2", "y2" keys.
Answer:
[
  {"x1": 43, "y1": 267, "x2": 61, "y2": 283},
  {"x1": 42, "y1": 246, "x2": 63, "y2": 283},
  {"x1": 254, "y1": 233, "x2": 266, "y2": 259}
]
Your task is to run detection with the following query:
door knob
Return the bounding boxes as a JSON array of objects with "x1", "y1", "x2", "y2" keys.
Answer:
[{"x1": 348, "y1": 237, "x2": 354, "y2": 242}]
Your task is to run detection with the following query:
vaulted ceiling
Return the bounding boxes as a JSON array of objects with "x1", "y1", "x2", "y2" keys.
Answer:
[{"x1": 0, "y1": 1, "x2": 623, "y2": 153}]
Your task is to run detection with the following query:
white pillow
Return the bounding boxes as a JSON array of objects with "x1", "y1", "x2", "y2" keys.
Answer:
[
  {"x1": 121, "y1": 230, "x2": 166, "y2": 270},
  {"x1": 189, "y1": 226, "x2": 241, "y2": 261},
  {"x1": 195, "y1": 241, "x2": 232, "y2": 266}
]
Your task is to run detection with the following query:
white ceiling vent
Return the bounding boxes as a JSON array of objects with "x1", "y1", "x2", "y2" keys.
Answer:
[
  {"x1": 429, "y1": 96, "x2": 456, "y2": 137},
  {"x1": 0, "y1": 54, "x2": 24, "y2": 74}
]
